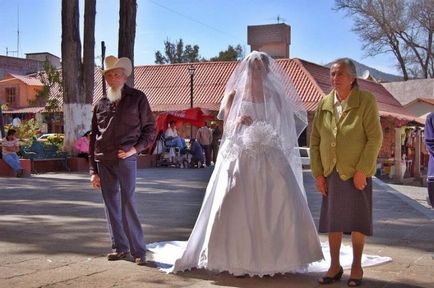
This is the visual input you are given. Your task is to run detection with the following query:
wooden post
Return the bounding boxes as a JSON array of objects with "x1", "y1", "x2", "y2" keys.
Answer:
[
  {"x1": 101, "y1": 41, "x2": 106, "y2": 96},
  {"x1": 414, "y1": 128, "x2": 421, "y2": 178},
  {"x1": 394, "y1": 127, "x2": 403, "y2": 183}
]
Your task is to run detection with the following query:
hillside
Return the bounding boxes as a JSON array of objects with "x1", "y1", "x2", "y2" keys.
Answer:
[{"x1": 325, "y1": 59, "x2": 402, "y2": 82}]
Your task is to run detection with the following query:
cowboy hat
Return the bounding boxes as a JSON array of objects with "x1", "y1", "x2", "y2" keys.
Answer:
[{"x1": 101, "y1": 55, "x2": 132, "y2": 77}]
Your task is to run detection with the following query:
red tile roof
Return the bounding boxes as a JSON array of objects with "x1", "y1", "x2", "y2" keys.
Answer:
[
  {"x1": 0, "y1": 73, "x2": 43, "y2": 86},
  {"x1": 91, "y1": 58, "x2": 421, "y2": 123},
  {"x1": 405, "y1": 97, "x2": 434, "y2": 106}
]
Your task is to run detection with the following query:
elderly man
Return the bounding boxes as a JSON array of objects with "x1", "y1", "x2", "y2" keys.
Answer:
[{"x1": 89, "y1": 55, "x2": 155, "y2": 265}]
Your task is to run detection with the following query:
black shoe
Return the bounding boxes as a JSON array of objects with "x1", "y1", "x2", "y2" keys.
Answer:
[
  {"x1": 16, "y1": 169, "x2": 24, "y2": 177},
  {"x1": 107, "y1": 251, "x2": 129, "y2": 261},
  {"x1": 347, "y1": 269, "x2": 363, "y2": 287},
  {"x1": 135, "y1": 256, "x2": 146, "y2": 266},
  {"x1": 318, "y1": 266, "x2": 344, "y2": 285}
]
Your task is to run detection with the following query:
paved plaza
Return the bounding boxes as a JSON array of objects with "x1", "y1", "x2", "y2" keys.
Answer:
[{"x1": 0, "y1": 167, "x2": 433, "y2": 288}]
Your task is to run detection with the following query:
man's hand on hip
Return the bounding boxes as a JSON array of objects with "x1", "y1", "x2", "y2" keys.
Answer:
[{"x1": 118, "y1": 147, "x2": 137, "y2": 159}]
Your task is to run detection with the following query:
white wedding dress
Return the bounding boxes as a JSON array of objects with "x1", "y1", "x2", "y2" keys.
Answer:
[{"x1": 148, "y1": 102, "x2": 324, "y2": 276}]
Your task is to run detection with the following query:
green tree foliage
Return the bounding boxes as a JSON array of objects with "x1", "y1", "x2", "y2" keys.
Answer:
[
  {"x1": 210, "y1": 45, "x2": 244, "y2": 61},
  {"x1": 5, "y1": 119, "x2": 42, "y2": 146},
  {"x1": 154, "y1": 39, "x2": 200, "y2": 64},
  {"x1": 29, "y1": 59, "x2": 62, "y2": 112},
  {"x1": 335, "y1": 0, "x2": 434, "y2": 79}
]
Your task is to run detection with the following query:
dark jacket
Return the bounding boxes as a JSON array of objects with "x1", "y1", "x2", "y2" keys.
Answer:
[
  {"x1": 191, "y1": 140, "x2": 204, "y2": 162},
  {"x1": 211, "y1": 126, "x2": 222, "y2": 146},
  {"x1": 89, "y1": 85, "x2": 155, "y2": 175},
  {"x1": 425, "y1": 112, "x2": 434, "y2": 179}
]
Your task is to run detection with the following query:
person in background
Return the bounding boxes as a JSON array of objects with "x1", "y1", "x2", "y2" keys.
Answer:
[
  {"x1": 2, "y1": 129, "x2": 24, "y2": 177},
  {"x1": 310, "y1": 58, "x2": 383, "y2": 287},
  {"x1": 210, "y1": 121, "x2": 222, "y2": 165},
  {"x1": 189, "y1": 138, "x2": 204, "y2": 167},
  {"x1": 164, "y1": 120, "x2": 185, "y2": 161},
  {"x1": 196, "y1": 122, "x2": 212, "y2": 166},
  {"x1": 165, "y1": 120, "x2": 178, "y2": 138},
  {"x1": 89, "y1": 55, "x2": 155, "y2": 266},
  {"x1": 74, "y1": 130, "x2": 91, "y2": 159},
  {"x1": 424, "y1": 112, "x2": 434, "y2": 208},
  {"x1": 0, "y1": 104, "x2": 5, "y2": 159}
]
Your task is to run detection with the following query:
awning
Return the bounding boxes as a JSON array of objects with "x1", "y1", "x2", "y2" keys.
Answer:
[{"x1": 2, "y1": 107, "x2": 45, "y2": 114}]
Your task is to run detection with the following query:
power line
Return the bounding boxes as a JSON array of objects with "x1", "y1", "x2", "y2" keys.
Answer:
[{"x1": 147, "y1": 0, "x2": 236, "y2": 38}]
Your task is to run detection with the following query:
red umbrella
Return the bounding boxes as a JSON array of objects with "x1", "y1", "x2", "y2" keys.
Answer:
[
  {"x1": 155, "y1": 107, "x2": 214, "y2": 134},
  {"x1": 146, "y1": 107, "x2": 214, "y2": 154}
]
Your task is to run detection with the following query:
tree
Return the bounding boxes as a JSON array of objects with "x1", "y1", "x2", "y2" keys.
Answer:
[
  {"x1": 61, "y1": 0, "x2": 95, "y2": 153},
  {"x1": 29, "y1": 60, "x2": 62, "y2": 109},
  {"x1": 118, "y1": 0, "x2": 137, "y2": 86},
  {"x1": 154, "y1": 39, "x2": 200, "y2": 64},
  {"x1": 335, "y1": 0, "x2": 434, "y2": 79},
  {"x1": 210, "y1": 45, "x2": 244, "y2": 61},
  {"x1": 28, "y1": 59, "x2": 62, "y2": 133}
]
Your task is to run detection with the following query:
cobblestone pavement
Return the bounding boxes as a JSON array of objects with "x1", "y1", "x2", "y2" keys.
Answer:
[{"x1": 0, "y1": 168, "x2": 433, "y2": 288}]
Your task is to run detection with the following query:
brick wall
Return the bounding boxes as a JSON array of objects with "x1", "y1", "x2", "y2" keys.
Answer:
[
  {"x1": 247, "y1": 23, "x2": 291, "y2": 59},
  {"x1": 379, "y1": 117, "x2": 396, "y2": 158},
  {"x1": 0, "y1": 55, "x2": 44, "y2": 80}
]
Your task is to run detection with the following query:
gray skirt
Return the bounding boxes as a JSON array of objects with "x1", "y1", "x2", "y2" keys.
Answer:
[{"x1": 319, "y1": 169, "x2": 373, "y2": 236}]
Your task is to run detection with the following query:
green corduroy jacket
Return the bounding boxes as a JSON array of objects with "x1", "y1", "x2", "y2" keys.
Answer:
[{"x1": 310, "y1": 88, "x2": 383, "y2": 181}]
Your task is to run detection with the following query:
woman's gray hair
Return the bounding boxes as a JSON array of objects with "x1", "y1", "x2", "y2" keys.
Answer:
[{"x1": 332, "y1": 58, "x2": 359, "y2": 88}]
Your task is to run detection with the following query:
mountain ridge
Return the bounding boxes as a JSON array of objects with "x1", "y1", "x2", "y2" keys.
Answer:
[{"x1": 325, "y1": 59, "x2": 402, "y2": 82}]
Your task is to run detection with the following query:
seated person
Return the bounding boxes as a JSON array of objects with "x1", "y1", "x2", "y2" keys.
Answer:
[
  {"x1": 164, "y1": 121, "x2": 185, "y2": 161},
  {"x1": 74, "y1": 130, "x2": 90, "y2": 159},
  {"x1": 165, "y1": 121, "x2": 185, "y2": 148},
  {"x1": 2, "y1": 129, "x2": 24, "y2": 177}
]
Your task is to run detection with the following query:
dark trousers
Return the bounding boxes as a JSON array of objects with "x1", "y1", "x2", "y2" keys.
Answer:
[
  {"x1": 428, "y1": 179, "x2": 434, "y2": 208},
  {"x1": 78, "y1": 152, "x2": 89, "y2": 160},
  {"x1": 97, "y1": 155, "x2": 146, "y2": 258},
  {"x1": 201, "y1": 144, "x2": 212, "y2": 166},
  {"x1": 211, "y1": 143, "x2": 219, "y2": 163}
]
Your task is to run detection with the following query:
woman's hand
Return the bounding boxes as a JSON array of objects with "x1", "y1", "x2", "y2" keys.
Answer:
[
  {"x1": 315, "y1": 175, "x2": 328, "y2": 196},
  {"x1": 118, "y1": 147, "x2": 137, "y2": 159},
  {"x1": 237, "y1": 115, "x2": 253, "y2": 126},
  {"x1": 353, "y1": 170, "x2": 367, "y2": 190}
]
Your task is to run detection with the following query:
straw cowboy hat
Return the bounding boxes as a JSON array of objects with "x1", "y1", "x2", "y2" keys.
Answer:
[{"x1": 101, "y1": 55, "x2": 132, "y2": 77}]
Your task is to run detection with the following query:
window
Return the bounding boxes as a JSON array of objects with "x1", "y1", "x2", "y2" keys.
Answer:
[{"x1": 5, "y1": 87, "x2": 17, "y2": 104}]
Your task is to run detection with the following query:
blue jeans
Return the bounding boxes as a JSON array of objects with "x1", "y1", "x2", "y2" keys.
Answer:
[
  {"x1": 97, "y1": 155, "x2": 146, "y2": 258},
  {"x1": 3, "y1": 153, "x2": 21, "y2": 172},
  {"x1": 165, "y1": 137, "x2": 185, "y2": 150}
]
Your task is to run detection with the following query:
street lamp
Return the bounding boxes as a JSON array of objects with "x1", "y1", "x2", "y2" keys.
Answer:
[{"x1": 187, "y1": 65, "x2": 196, "y2": 138}]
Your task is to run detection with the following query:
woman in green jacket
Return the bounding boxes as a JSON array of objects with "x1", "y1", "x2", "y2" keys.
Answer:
[{"x1": 310, "y1": 58, "x2": 383, "y2": 287}]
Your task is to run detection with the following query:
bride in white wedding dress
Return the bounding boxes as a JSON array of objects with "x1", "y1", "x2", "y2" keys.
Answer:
[
  {"x1": 147, "y1": 51, "x2": 390, "y2": 277},
  {"x1": 150, "y1": 51, "x2": 323, "y2": 276}
]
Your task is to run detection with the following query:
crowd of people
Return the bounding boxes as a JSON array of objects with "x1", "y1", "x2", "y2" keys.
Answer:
[{"x1": 156, "y1": 119, "x2": 222, "y2": 168}]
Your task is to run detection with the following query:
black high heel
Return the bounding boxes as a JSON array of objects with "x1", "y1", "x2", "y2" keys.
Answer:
[
  {"x1": 347, "y1": 269, "x2": 363, "y2": 287},
  {"x1": 318, "y1": 266, "x2": 344, "y2": 285}
]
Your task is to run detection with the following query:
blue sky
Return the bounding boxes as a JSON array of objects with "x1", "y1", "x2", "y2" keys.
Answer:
[{"x1": 0, "y1": 0, "x2": 399, "y2": 74}]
